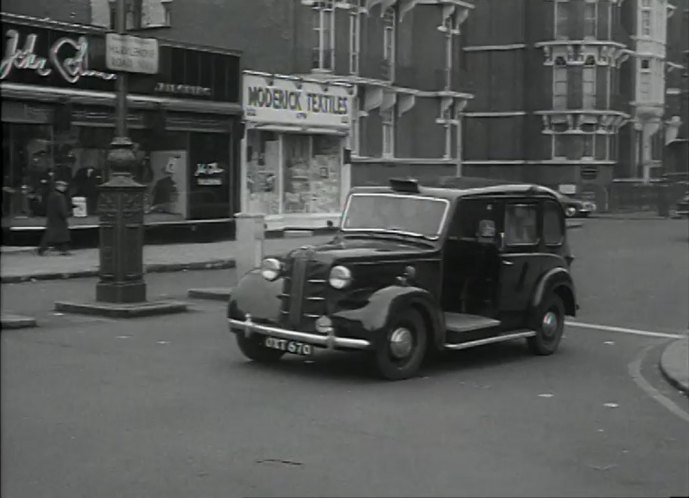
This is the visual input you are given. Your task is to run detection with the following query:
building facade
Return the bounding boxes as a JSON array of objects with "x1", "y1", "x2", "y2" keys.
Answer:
[
  {"x1": 1, "y1": 11, "x2": 242, "y2": 236},
  {"x1": 3, "y1": 0, "x2": 476, "y2": 229},
  {"x1": 462, "y1": 0, "x2": 686, "y2": 210}
]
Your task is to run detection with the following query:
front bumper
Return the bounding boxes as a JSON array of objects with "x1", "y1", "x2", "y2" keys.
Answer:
[{"x1": 228, "y1": 316, "x2": 372, "y2": 350}]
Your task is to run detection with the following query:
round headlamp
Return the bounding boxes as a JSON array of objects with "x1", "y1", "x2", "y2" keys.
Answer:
[
  {"x1": 329, "y1": 265, "x2": 352, "y2": 289},
  {"x1": 261, "y1": 258, "x2": 282, "y2": 281}
]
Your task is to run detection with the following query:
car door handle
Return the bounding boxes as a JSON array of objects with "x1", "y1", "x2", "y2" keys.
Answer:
[{"x1": 502, "y1": 260, "x2": 515, "y2": 266}]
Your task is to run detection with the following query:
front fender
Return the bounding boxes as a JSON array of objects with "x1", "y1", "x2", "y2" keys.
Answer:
[
  {"x1": 331, "y1": 285, "x2": 442, "y2": 348},
  {"x1": 531, "y1": 267, "x2": 577, "y2": 316},
  {"x1": 227, "y1": 270, "x2": 285, "y2": 323}
]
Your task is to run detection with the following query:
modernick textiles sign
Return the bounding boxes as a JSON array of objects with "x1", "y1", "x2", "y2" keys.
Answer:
[{"x1": 243, "y1": 73, "x2": 352, "y2": 129}]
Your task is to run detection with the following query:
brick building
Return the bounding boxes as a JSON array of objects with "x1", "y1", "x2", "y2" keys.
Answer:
[{"x1": 462, "y1": 0, "x2": 687, "y2": 210}]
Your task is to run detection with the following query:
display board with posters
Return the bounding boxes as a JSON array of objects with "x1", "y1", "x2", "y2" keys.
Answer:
[{"x1": 148, "y1": 150, "x2": 188, "y2": 217}]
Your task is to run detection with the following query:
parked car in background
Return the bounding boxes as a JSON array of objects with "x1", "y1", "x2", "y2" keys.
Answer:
[
  {"x1": 552, "y1": 191, "x2": 596, "y2": 218},
  {"x1": 228, "y1": 176, "x2": 577, "y2": 380}
]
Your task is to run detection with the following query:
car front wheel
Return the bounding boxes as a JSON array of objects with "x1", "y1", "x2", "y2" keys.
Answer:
[
  {"x1": 236, "y1": 333, "x2": 285, "y2": 363},
  {"x1": 372, "y1": 308, "x2": 428, "y2": 380},
  {"x1": 527, "y1": 294, "x2": 565, "y2": 355}
]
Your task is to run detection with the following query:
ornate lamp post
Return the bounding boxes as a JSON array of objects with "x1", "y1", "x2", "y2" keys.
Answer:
[{"x1": 96, "y1": 0, "x2": 146, "y2": 303}]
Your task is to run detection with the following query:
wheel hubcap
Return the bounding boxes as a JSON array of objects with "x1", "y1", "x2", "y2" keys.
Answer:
[
  {"x1": 390, "y1": 327, "x2": 414, "y2": 359},
  {"x1": 542, "y1": 311, "x2": 559, "y2": 337}
]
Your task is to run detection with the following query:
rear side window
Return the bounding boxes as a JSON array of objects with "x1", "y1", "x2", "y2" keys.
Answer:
[
  {"x1": 453, "y1": 199, "x2": 502, "y2": 240},
  {"x1": 505, "y1": 203, "x2": 538, "y2": 246},
  {"x1": 543, "y1": 201, "x2": 564, "y2": 245}
]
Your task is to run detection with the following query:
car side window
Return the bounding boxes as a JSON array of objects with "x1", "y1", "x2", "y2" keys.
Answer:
[
  {"x1": 543, "y1": 200, "x2": 564, "y2": 246},
  {"x1": 451, "y1": 199, "x2": 502, "y2": 241},
  {"x1": 504, "y1": 203, "x2": 539, "y2": 246}
]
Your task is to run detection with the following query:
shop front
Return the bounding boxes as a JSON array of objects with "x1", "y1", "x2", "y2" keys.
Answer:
[
  {"x1": 242, "y1": 71, "x2": 353, "y2": 230},
  {"x1": 1, "y1": 13, "x2": 241, "y2": 239}
]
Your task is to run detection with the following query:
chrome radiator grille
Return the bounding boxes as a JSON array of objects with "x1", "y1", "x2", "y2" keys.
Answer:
[{"x1": 280, "y1": 254, "x2": 328, "y2": 332}]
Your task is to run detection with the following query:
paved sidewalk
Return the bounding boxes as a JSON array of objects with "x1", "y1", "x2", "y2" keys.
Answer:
[
  {"x1": 659, "y1": 337, "x2": 689, "y2": 395},
  {"x1": 0, "y1": 234, "x2": 334, "y2": 284}
]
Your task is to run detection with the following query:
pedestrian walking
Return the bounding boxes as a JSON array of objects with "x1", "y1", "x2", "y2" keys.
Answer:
[{"x1": 37, "y1": 180, "x2": 72, "y2": 256}]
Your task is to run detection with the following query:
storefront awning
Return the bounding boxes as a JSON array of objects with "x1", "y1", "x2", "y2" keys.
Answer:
[
  {"x1": 249, "y1": 123, "x2": 348, "y2": 136},
  {"x1": 1, "y1": 82, "x2": 243, "y2": 115}
]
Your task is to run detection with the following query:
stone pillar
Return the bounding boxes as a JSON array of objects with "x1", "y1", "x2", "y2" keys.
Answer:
[
  {"x1": 96, "y1": 138, "x2": 147, "y2": 303},
  {"x1": 235, "y1": 212, "x2": 265, "y2": 280}
]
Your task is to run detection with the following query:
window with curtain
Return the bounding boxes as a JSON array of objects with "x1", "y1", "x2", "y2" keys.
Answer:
[
  {"x1": 312, "y1": 1, "x2": 335, "y2": 70},
  {"x1": 553, "y1": 62, "x2": 568, "y2": 110},
  {"x1": 583, "y1": 61, "x2": 596, "y2": 108},
  {"x1": 382, "y1": 108, "x2": 395, "y2": 157},
  {"x1": 554, "y1": 0, "x2": 569, "y2": 39}
]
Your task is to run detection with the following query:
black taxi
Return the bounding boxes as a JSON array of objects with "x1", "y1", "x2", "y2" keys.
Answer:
[{"x1": 227, "y1": 176, "x2": 577, "y2": 380}]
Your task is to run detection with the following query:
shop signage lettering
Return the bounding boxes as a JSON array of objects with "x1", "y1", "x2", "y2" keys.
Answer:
[
  {"x1": 243, "y1": 73, "x2": 353, "y2": 128},
  {"x1": 195, "y1": 162, "x2": 224, "y2": 186},
  {"x1": 155, "y1": 82, "x2": 212, "y2": 97},
  {"x1": 247, "y1": 86, "x2": 348, "y2": 115},
  {"x1": 1, "y1": 29, "x2": 116, "y2": 83}
]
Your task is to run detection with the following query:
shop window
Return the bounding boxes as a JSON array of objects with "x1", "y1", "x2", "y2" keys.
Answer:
[
  {"x1": 584, "y1": 0, "x2": 598, "y2": 39},
  {"x1": 543, "y1": 201, "x2": 564, "y2": 246},
  {"x1": 283, "y1": 134, "x2": 342, "y2": 214},
  {"x1": 2, "y1": 124, "x2": 55, "y2": 219},
  {"x1": 246, "y1": 130, "x2": 280, "y2": 215},
  {"x1": 505, "y1": 204, "x2": 539, "y2": 246},
  {"x1": 554, "y1": 0, "x2": 569, "y2": 40},
  {"x1": 188, "y1": 132, "x2": 230, "y2": 220}
]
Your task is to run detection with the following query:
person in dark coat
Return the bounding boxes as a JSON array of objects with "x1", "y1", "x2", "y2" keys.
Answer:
[{"x1": 37, "y1": 180, "x2": 71, "y2": 256}]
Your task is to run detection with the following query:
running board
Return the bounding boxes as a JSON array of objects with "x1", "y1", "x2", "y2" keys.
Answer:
[
  {"x1": 444, "y1": 312, "x2": 501, "y2": 333},
  {"x1": 443, "y1": 330, "x2": 536, "y2": 351}
]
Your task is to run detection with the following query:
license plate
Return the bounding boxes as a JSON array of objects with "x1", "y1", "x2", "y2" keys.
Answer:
[{"x1": 264, "y1": 336, "x2": 313, "y2": 356}]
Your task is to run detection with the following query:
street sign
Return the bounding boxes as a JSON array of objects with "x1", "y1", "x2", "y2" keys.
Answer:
[{"x1": 105, "y1": 33, "x2": 159, "y2": 74}]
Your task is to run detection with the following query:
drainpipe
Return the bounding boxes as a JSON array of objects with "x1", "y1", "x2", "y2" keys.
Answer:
[{"x1": 456, "y1": 114, "x2": 463, "y2": 177}]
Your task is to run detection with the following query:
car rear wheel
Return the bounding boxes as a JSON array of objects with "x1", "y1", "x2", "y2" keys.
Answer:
[
  {"x1": 527, "y1": 294, "x2": 565, "y2": 355},
  {"x1": 372, "y1": 308, "x2": 427, "y2": 380},
  {"x1": 236, "y1": 333, "x2": 285, "y2": 363}
]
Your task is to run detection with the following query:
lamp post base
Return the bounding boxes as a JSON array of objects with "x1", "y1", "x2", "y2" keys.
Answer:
[{"x1": 96, "y1": 281, "x2": 147, "y2": 303}]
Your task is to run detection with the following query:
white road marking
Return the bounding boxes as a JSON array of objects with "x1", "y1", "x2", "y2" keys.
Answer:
[
  {"x1": 628, "y1": 345, "x2": 689, "y2": 423},
  {"x1": 566, "y1": 320, "x2": 686, "y2": 340}
]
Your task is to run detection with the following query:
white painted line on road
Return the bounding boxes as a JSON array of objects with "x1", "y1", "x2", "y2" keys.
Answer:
[
  {"x1": 565, "y1": 320, "x2": 686, "y2": 340},
  {"x1": 628, "y1": 345, "x2": 689, "y2": 423}
]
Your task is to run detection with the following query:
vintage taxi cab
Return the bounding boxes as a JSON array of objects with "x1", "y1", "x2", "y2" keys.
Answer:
[{"x1": 227, "y1": 177, "x2": 577, "y2": 380}]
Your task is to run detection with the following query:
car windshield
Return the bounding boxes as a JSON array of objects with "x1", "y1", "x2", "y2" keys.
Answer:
[{"x1": 341, "y1": 193, "x2": 449, "y2": 239}]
